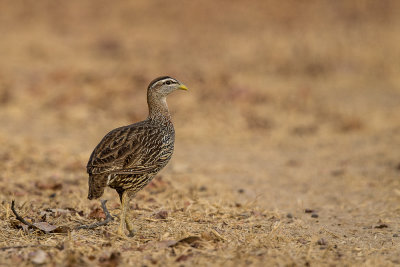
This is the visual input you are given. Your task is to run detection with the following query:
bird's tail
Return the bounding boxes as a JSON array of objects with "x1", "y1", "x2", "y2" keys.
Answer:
[{"x1": 88, "y1": 174, "x2": 107, "y2": 200}]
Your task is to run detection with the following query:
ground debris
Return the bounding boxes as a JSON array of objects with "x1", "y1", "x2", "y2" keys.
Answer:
[
  {"x1": 153, "y1": 210, "x2": 168, "y2": 219},
  {"x1": 76, "y1": 200, "x2": 113, "y2": 230},
  {"x1": 155, "y1": 240, "x2": 180, "y2": 249},
  {"x1": 175, "y1": 236, "x2": 202, "y2": 247},
  {"x1": 11, "y1": 199, "x2": 112, "y2": 233},
  {"x1": 201, "y1": 229, "x2": 225, "y2": 242},
  {"x1": 142, "y1": 236, "x2": 202, "y2": 251},
  {"x1": 29, "y1": 250, "x2": 48, "y2": 265},
  {"x1": 317, "y1": 238, "x2": 327, "y2": 246},
  {"x1": 46, "y1": 208, "x2": 84, "y2": 216},
  {"x1": 88, "y1": 207, "x2": 106, "y2": 220},
  {"x1": 297, "y1": 238, "x2": 310, "y2": 245},
  {"x1": 64, "y1": 250, "x2": 87, "y2": 267},
  {"x1": 146, "y1": 176, "x2": 170, "y2": 194},
  {"x1": 199, "y1": 185, "x2": 207, "y2": 192},
  {"x1": 374, "y1": 224, "x2": 388, "y2": 229},
  {"x1": 35, "y1": 181, "x2": 63, "y2": 190},
  {"x1": 33, "y1": 222, "x2": 70, "y2": 233},
  {"x1": 11, "y1": 201, "x2": 70, "y2": 234},
  {"x1": 176, "y1": 253, "x2": 193, "y2": 262},
  {"x1": 99, "y1": 251, "x2": 121, "y2": 267}
]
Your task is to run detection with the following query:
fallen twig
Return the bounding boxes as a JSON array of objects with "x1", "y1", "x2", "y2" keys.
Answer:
[
  {"x1": 11, "y1": 199, "x2": 113, "y2": 233},
  {"x1": 75, "y1": 200, "x2": 113, "y2": 230},
  {"x1": 11, "y1": 200, "x2": 67, "y2": 233},
  {"x1": 11, "y1": 200, "x2": 35, "y2": 228}
]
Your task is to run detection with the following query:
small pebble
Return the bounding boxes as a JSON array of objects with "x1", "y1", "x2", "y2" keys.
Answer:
[
  {"x1": 393, "y1": 234, "x2": 399, "y2": 237},
  {"x1": 49, "y1": 193, "x2": 56, "y2": 198},
  {"x1": 286, "y1": 213, "x2": 293, "y2": 219},
  {"x1": 305, "y1": 209, "x2": 314, "y2": 213},
  {"x1": 311, "y1": 213, "x2": 319, "y2": 218},
  {"x1": 238, "y1": 189, "x2": 245, "y2": 194}
]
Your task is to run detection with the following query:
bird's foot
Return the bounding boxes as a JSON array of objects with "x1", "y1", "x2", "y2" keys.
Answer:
[
  {"x1": 126, "y1": 223, "x2": 135, "y2": 237},
  {"x1": 116, "y1": 227, "x2": 125, "y2": 237},
  {"x1": 116, "y1": 226, "x2": 134, "y2": 237},
  {"x1": 116, "y1": 219, "x2": 135, "y2": 237},
  {"x1": 127, "y1": 229, "x2": 135, "y2": 237}
]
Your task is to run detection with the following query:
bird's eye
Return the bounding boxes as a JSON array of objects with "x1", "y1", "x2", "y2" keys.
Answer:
[{"x1": 165, "y1": 80, "x2": 171, "y2": 85}]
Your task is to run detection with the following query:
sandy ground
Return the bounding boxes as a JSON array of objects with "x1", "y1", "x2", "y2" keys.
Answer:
[{"x1": 0, "y1": 0, "x2": 400, "y2": 266}]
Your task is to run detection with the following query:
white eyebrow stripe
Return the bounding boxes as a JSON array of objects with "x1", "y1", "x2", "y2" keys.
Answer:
[
  {"x1": 149, "y1": 78, "x2": 179, "y2": 89},
  {"x1": 159, "y1": 79, "x2": 177, "y2": 86}
]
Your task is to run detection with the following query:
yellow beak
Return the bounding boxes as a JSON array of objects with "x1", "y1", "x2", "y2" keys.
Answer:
[{"x1": 178, "y1": 84, "x2": 188, "y2": 91}]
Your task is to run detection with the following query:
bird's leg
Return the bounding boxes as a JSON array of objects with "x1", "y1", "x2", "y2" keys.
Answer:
[
  {"x1": 125, "y1": 212, "x2": 135, "y2": 237},
  {"x1": 125, "y1": 192, "x2": 136, "y2": 237},
  {"x1": 117, "y1": 191, "x2": 129, "y2": 236}
]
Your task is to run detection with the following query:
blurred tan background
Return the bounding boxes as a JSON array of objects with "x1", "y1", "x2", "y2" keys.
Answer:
[{"x1": 0, "y1": 0, "x2": 400, "y2": 265}]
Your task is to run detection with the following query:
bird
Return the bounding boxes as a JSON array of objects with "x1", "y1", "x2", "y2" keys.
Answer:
[{"x1": 86, "y1": 76, "x2": 188, "y2": 236}]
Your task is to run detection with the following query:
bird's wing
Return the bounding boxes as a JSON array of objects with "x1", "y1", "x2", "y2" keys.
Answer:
[{"x1": 87, "y1": 122, "x2": 167, "y2": 175}]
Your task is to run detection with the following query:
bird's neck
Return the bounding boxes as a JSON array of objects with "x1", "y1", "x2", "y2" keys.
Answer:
[{"x1": 147, "y1": 96, "x2": 172, "y2": 123}]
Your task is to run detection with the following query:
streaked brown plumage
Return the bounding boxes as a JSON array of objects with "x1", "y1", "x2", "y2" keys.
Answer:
[{"x1": 87, "y1": 76, "x2": 187, "y2": 236}]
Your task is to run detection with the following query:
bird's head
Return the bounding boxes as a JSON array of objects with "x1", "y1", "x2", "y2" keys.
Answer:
[{"x1": 147, "y1": 76, "x2": 188, "y2": 99}]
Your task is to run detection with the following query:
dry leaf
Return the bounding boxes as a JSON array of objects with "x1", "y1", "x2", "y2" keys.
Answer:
[
  {"x1": 137, "y1": 240, "x2": 177, "y2": 251},
  {"x1": 176, "y1": 253, "x2": 193, "y2": 262},
  {"x1": 52, "y1": 225, "x2": 70, "y2": 233},
  {"x1": 146, "y1": 176, "x2": 169, "y2": 193},
  {"x1": 178, "y1": 236, "x2": 201, "y2": 244},
  {"x1": 375, "y1": 224, "x2": 388, "y2": 229},
  {"x1": 47, "y1": 208, "x2": 72, "y2": 214},
  {"x1": 33, "y1": 222, "x2": 70, "y2": 233},
  {"x1": 201, "y1": 231, "x2": 214, "y2": 241},
  {"x1": 44, "y1": 208, "x2": 84, "y2": 217},
  {"x1": 154, "y1": 210, "x2": 168, "y2": 219},
  {"x1": 168, "y1": 236, "x2": 202, "y2": 248},
  {"x1": 89, "y1": 207, "x2": 106, "y2": 220},
  {"x1": 201, "y1": 230, "x2": 224, "y2": 242},
  {"x1": 33, "y1": 222, "x2": 58, "y2": 233},
  {"x1": 35, "y1": 181, "x2": 62, "y2": 190},
  {"x1": 13, "y1": 191, "x2": 26, "y2": 197},
  {"x1": 157, "y1": 240, "x2": 178, "y2": 248}
]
